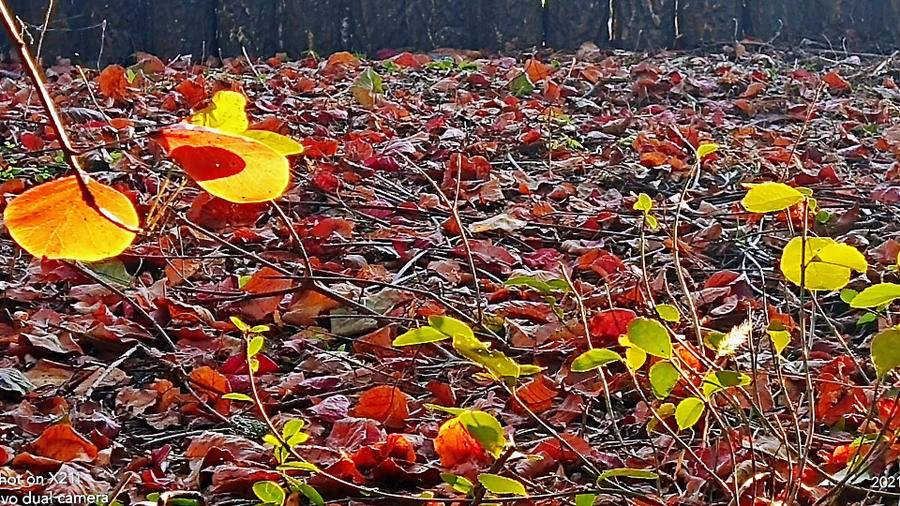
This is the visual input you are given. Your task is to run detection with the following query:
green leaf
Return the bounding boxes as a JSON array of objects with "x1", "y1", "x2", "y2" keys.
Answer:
[
  {"x1": 86, "y1": 258, "x2": 133, "y2": 287},
  {"x1": 649, "y1": 361, "x2": 680, "y2": 399},
  {"x1": 654, "y1": 304, "x2": 681, "y2": 322},
  {"x1": 393, "y1": 327, "x2": 450, "y2": 347},
  {"x1": 627, "y1": 318, "x2": 672, "y2": 358},
  {"x1": 276, "y1": 461, "x2": 319, "y2": 472},
  {"x1": 247, "y1": 335, "x2": 264, "y2": 358},
  {"x1": 252, "y1": 481, "x2": 286, "y2": 506},
  {"x1": 597, "y1": 468, "x2": 659, "y2": 482},
  {"x1": 424, "y1": 404, "x2": 467, "y2": 416},
  {"x1": 222, "y1": 392, "x2": 253, "y2": 402},
  {"x1": 849, "y1": 283, "x2": 900, "y2": 308},
  {"x1": 840, "y1": 288, "x2": 859, "y2": 304},
  {"x1": 871, "y1": 327, "x2": 900, "y2": 379},
  {"x1": 441, "y1": 473, "x2": 475, "y2": 495},
  {"x1": 506, "y1": 275, "x2": 552, "y2": 295},
  {"x1": 458, "y1": 410, "x2": 506, "y2": 458},
  {"x1": 767, "y1": 330, "x2": 791, "y2": 355},
  {"x1": 282, "y1": 419, "x2": 306, "y2": 440},
  {"x1": 741, "y1": 182, "x2": 805, "y2": 213},
  {"x1": 633, "y1": 193, "x2": 653, "y2": 212},
  {"x1": 230, "y1": 316, "x2": 250, "y2": 332},
  {"x1": 477, "y1": 473, "x2": 527, "y2": 496},
  {"x1": 575, "y1": 494, "x2": 598, "y2": 506},
  {"x1": 509, "y1": 73, "x2": 535, "y2": 97},
  {"x1": 297, "y1": 482, "x2": 324, "y2": 506},
  {"x1": 858, "y1": 312, "x2": 878, "y2": 326},
  {"x1": 571, "y1": 348, "x2": 621, "y2": 372},
  {"x1": 428, "y1": 315, "x2": 474, "y2": 339},
  {"x1": 452, "y1": 332, "x2": 536, "y2": 378},
  {"x1": 701, "y1": 371, "x2": 751, "y2": 398},
  {"x1": 675, "y1": 397, "x2": 705, "y2": 430}
]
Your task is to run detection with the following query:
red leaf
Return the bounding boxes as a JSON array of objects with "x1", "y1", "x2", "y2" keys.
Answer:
[
  {"x1": 20, "y1": 132, "x2": 44, "y2": 151},
  {"x1": 588, "y1": 309, "x2": 636, "y2": 345},
  {"x1": 238, "y1": 267, "x2": 293, "y2": 321},
  {"x1": 25, "y1": 423, "x2": 98, "y2": 463},
  {"x1": 433, "y1": 417, "x2": 489, "y2": 468},
  {"x1": 823, "y1": 70, "x2": 850, "y2": 91}
]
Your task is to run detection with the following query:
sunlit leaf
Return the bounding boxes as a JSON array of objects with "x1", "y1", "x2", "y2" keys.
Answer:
[
  {"x1": 428, "y1": 315, "x2": 474, "y2": 339},
  {"x1": 571, "y1": 348, "x2": 621, "y2": 372},
  {"x1": 242, "y1": 129, "x2": 304, "y2": 156},
  {"x1": 477, "y1": 473, "x2": 527, "y2": 496},
  {"x1": 767, "y1": 329, "x2": 791, "y2": 355},
  {"x1": 4, "y1": 176, "x2": 139, "y2": 261},
  {"x1": 352, "y1": 68, "x2": 384, "y2": 108},
  {"x1": 154, "y1": 124, "x2": 290, "y2": 203},
  {"x1": 509, "y1": 73, "x2": 535, "y2": 97},
  {"x1": 654, "y1": 304, "x2": 681, "y2": 322},
  {"x1": 741, "y1": 182, "x2": 805, "y2": 213},
  {"x1": 649, "y1": 361, "x2": 679, "y2": 399},
  {"x1": 701, "y1": 371, "x2": 751, "y2": 398},
  {"x1": 222, "y1": 392, "x2": 253, "y2": 402},
  {"x1": 441, "y1": 473, "x2": 474, "y2": 495},
  {"x1": 779, "y1": 237, "x2": 867, "y2": 291},
  {"x1": 350, "y1": 385, "x2": 409, "y2": 427},
  {"x1": 576, "y1": 494, "x2": 598, "y2": 506},
  {"x1": 252, "y1": 480, "x2": 286, "y2": 506},
  {"x1": 849, "y1": 283, "x2": 900, "y2": 308},
  {"x1": 697, "y1": 143, "x2": 719, "y2": 159},
  {"x1": 247, "y1": 335, "x2": 264, "y2": 357},
  {"x1": 189, "y1": 90, "x2": 249, "y2": 133},
  {"x1": 871, "y1": 327, "x2": 900, "y2": 379},
  {"x1": 452, "y1": 332, "x2": 536, "y2": 379},
  {"x1": 597, "y1": 468, "x2": 658, "y2": 482},
  {"x1": 393, "y1": 327, "x2": 451, "y2": 347},
  {"x1": 633, "y1": 193, "x2": 653, "y2": 212},
  {"x1": 627, "y1": 318, "x2": 672, "y2": 358},
  {"x1": 457, "y1": 410, "x2": 506, "y2": 459},
  {"x1": 675, "y1": 397, "x2": 705, "y2": 430}
]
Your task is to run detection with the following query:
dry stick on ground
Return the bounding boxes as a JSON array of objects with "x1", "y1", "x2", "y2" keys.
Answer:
[{"x1": 0, "y1": 0, "x2": 138, "y2": 235}]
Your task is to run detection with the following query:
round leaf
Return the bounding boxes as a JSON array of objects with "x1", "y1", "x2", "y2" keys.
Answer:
[
  {"x1": 849, "y1": 283, "x2": 900, "y2": 309},
  {"x1": 627, "y1": 318, "x2": 672, "y2": 358},
  {"x1": 242, "y1": 129, "x2": 305, "y2": 156},
  {"x1": 701, "y1": 371, "x2": 751, "y2": 398},
  {"x1": 649, "y1": 361, "x2": 679, "y2": 399},
  {"x1": 741, "y1": 182, "x2": 804, "y2": 213},
  {"x1": 871, "y1": 328, "x2": 900, "y2": 379},
  {"x1": 571, "y1": 348, "x2": 621, "y2": 372},
  {"x1": 458, "y1": 410, "x2": 506, "y2": 459},
  {"x1": 477, "y1": 473, "x2": 527, "y2": 496},
  {"x1": 654, "y1": 304, "x2": 681, "y2": 322},
  {"x1": 252, "y1": 481, "x2": 286, "y2": 506},
  {"x1": 675, "y1": 397, "x2": 705, "y2": 430},
  {"x1": 189, "y1": 90, "x2": 249, "y2": 133},
  {"x1": 4, "y1": 176, "x2": 138, "y2": 261},
  {"x1": 779, "y1": 237, "x2": 867, "y2": 291},
  {"x1": 154, "y1": 124, "x2": 290, "y2": 203}
]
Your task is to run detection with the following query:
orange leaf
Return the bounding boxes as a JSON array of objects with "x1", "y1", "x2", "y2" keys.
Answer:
[
  {"x1": 153, "y1": 124, "x2": 290, "y2": 203},
  {"x1": 239, "y1": 266, "x2": 293, "y2": 321},
  {"x1": 27, "y1": 423, "x2": 98, "y2": 462},
  {"x1": 189, "y1": 366, "x2": 231, "y2": 415},
  {"x1": 524, "y1": 58, "x2": 552, "y2": 83},
  {"x1": 283, "y1": 289, "x2": 342, "y2": 325},
  {"x1": 823, "y1": 70, "x2": 850, "y2": 91},
  {"x1": 97, "y1": 64, "x2": 133, "y2": 100},
  {"x1": 350, "y1": 385, "x2": 409, "y2": 428},
  {"x1": 3, "y1": 176, "x2": 139, "y2": 261},
  {"x1": 433, "y1": 417, "x2": 489, "y2": 468},
  {"x1": 739, "y1": 82, "x2": 766, "y2": 99},
  {"x1": 514, "y1": 374, "x2": 557, "y2": 413}
]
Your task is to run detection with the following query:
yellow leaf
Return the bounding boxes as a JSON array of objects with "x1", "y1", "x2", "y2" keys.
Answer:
[
  {"x1": 189, "y1": 90, "x2": 249, "y2": 133},
  {"x1": 697, "y1": 143, "x2": 719, "y2": 159},
  {"x1": 154, "y1": 124, "x2": 290, "y2": 203},
  {"x1": 4, "y1": 176, "x2": 138, "y2": 261},
  {"x1": 741, "y1": 182, "x2": 805, "y2": 213},
  {"x1": 779, "y1": 237, "x2": 867, "y2": 291},
  {"x1": 242, "y1": 130, "x2": 304, "y2": 156}
]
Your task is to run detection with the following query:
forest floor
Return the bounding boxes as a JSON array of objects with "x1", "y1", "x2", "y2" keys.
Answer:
[{"x1": 1, "y1": 44, "x2": 900, "y2": 505}]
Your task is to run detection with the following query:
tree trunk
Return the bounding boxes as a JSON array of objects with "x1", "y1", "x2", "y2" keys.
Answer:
[
  {"x1": 217, "y1": 0, "x2": 278, "y2": 58},
  {"x1": 612, "y1": 0, "x2": 675, "y2": 50},
  {"x1": 546, "y1": 0, "x2": 610, "y2": 50},
  {"x1": 677, "y1": 0, "x2": 742, "y2": 48}
]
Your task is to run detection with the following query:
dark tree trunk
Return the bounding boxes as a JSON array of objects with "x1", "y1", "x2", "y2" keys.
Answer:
[
  {"x1": 479, "y1": 0, "x2": 543, "y2": 51},
  {"x1": 146, "y1": 0, "x2": 217, "y2": 60},
  {"x1": 217, "y1": 0, "x2": 278, "y2": 57},
  {"x1": 78, "y1": 0, "x2": 147, "y2": 66},
  {"x1": 612, "y1": 0, "x2": 675, "y2": 50},
  {"x1": 546, "y1": 0, "x2": 610, "y2": 50},
  {"x1": 281, "y1": 0, "x2": 357, "y2": 57},
  {"x1": 677, "y1": 0, "x2": 742, "y2": 48}
]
